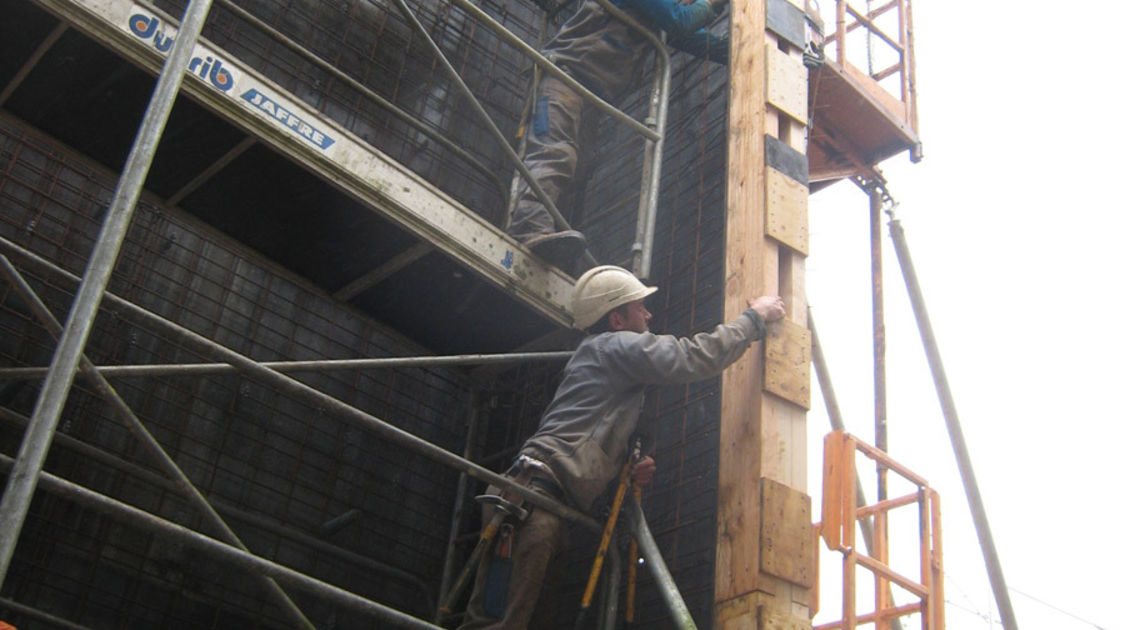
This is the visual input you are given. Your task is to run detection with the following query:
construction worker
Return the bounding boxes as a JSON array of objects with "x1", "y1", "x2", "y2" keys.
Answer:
[
  {"x1": 508, "y1": 0, "x2": 730, "y2": 266},
  {"x1": 457, "y1": 265, "x2": 784, "y2": 629}
]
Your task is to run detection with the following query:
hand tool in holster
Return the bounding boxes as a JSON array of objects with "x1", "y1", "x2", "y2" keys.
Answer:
[
  {"x1": 574, "y1": 438, "x2": 642, "y2": 629},
  {"x1": 439, "y1": 455, "x2": 546, "y2": 615}
]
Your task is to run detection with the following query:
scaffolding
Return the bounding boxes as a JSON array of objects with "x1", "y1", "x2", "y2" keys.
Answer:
[
  {"x1": 0, "y1": 0, "x2": 716, "y2": 626},
  {"x1": 0, "y1": 0, "x2": 1018, "y2": 628}
]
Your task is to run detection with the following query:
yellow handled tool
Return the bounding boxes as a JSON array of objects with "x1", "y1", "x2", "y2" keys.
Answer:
[{"x1": 574, "y1": 439, "x2": 641, "y2": 629}]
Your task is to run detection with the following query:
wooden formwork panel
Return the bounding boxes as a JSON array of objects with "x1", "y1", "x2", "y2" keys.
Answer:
[
  {"x1": 764, "y1": 318, "x2": 811, "y2": 409},
  {"x1": 760, "y1": 608, "x2": 814, "y2": 630},
  {"x1": 760, "y1": 478, "x2": 815, "y2": 588},
  {"x1": 767, "y1": 44, "x2": 808, "y2": 125},
  {"x1": 766, "y1": 168, "x2": 809, "y2": 255}
]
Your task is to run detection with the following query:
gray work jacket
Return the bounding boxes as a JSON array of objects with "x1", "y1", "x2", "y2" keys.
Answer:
[{"x1": 521, "y1": 309, "x2": 765, "y2": 511}]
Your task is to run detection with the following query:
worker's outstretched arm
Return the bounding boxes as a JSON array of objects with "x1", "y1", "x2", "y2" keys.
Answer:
[{"x1": 603, "y1": 296, "x2": 785, "y2": 385}]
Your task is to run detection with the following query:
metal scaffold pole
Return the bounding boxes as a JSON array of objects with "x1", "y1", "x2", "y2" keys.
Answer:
[
  {"x1": 0, "y1": 234, "x2": 597, "y2": 531},
  {"x1": 0, "y1": 351, "x2": 575, "y2": 380},
  {"x1": 887, "y1": 214, "x2": 1018, "y2": 630},
  {"x1": 0, "y1": 0, "x2": 214, "y2": 585},
  {"x1": 0, "y1": 255, "x2": 317, "y2": 630},
  {"x1": 0, "y1": 234, "x2": 707, "y2": 630},
  {"x1": 0, "y1": 453, "x2": 445, "y2": 630}
]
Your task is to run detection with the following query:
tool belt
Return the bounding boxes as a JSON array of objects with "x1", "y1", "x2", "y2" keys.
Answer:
[
  {"x1": 479, "y1": 455, "x2": 563, "y2": 523},
  {"x1": 508, "y1": 456, "x2": 564, "y2": 500}
]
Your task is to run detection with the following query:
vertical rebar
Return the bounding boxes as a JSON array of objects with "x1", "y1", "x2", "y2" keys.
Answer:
[
  {"x1": 888, "y1": 217, "x2": 1018, "y2": 630},
  {"x1": 0, "y1": 454, "x2": 444, "y2": 630},
  {"x1": 0, "y1": 0, "x2": 214, "y2": 585},
  {"x1": 0, "y1": 235, "x2": 598, "y2": 531}
]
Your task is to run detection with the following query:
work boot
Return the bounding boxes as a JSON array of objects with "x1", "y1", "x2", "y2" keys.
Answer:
[{"x1": 522, "y1": 230, "x2": 587, "y2": 268}]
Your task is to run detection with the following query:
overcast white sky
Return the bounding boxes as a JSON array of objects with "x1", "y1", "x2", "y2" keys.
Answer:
[{"x1": 804, "y1": 2, "x2": 1124, "y2": 629}]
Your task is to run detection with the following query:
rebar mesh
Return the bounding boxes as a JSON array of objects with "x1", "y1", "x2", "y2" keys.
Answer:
[
  {"x1": 0, "y1": 116, "x2": 472, "y2": 628},
  {"x1": 1, "y1": 0, "x2": 735, "y2": 625}
]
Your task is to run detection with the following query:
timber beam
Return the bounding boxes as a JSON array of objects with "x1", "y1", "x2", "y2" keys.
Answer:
[{"x1": 718, "y1": 0, "x2": 814, "y2": 627}]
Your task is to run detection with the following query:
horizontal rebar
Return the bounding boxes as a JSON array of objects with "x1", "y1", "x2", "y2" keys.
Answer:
[
  {"x1": 0, "y1": 406, "x2": 436, "y2": 616},
  {"x1": 626, "y1": 492, "x2": 696, "y2": 630},
  {"x1": 0, "y1": 351, "x2": 574, "y2": 380},
  {"x1": 0, "y1": 452, "x2": 443, "y2": 630},
  {"x1": 210, "y1": 0, "x2": 506, "y2": 204},
  {"x1": 0, "y1": 235, "x2": 600, "y2": 535},
  {"x1": 0, "y1": 255, "x2": 317, "y2": 630},
  {"x1": 0, "y1": 0, "x2": 214, "y2": 587},
  {"x1": 383, "y1": 0, "x2": 595, "y2": 267},
  {"x1": 0, "y1": 596, "x2": 92, "y2": 630}
]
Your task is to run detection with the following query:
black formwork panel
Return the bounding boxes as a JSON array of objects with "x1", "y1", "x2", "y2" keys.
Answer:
[
  {"x1": 0, "y1": 117, "x2": 473, "y2": 629},
  {"x1": 150, "y1": 0, "x2": 547, "y2": 226}
]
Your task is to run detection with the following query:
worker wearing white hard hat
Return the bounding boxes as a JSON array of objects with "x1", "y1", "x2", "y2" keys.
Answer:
[{"x1": 458, "y1": 265, "x2": 784, "y2": 629}]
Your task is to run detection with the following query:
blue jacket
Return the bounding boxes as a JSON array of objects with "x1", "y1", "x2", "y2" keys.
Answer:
[{"x1": 544, "y1": 0, "x2": 728, "y2": 100}]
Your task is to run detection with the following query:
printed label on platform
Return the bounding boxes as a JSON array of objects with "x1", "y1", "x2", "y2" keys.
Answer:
[
  {"x1": 125, "y1": 10, "x2": 235, "y2": 92},
  {"x1": 240, "y1": 90, "x2": 335, "y2": 150},
  {"x1": 123, "y1": 5, "x2": 336, "y2": 152}
]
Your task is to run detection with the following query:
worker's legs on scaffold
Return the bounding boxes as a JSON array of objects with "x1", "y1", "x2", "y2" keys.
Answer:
[
  {"x1": 457, "y1": 504, "x2": 568, "y2": 630},
  {"x1": 508, "y1": 75, "x2": 590, "y2": 265}
]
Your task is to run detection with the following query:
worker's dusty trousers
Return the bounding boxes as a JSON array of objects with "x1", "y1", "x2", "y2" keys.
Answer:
[
  {"x1": 508, "y1": 75, "x2": 598, "y2": 241},
  {"x1": 457, "y1": 502, "x2": 568, "y2": 630}
]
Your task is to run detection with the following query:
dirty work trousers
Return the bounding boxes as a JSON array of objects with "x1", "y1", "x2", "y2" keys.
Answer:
[
  {"x1": 457, "y1": 500, "x2": 568, "y2": 629},
  {"x1": 507, "y1": 74, "x2": 599, "y2": 242}
]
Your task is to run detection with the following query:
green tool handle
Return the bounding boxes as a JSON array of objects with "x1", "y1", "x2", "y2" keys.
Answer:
[{"x1": 439, "y1": 514, "x2": 503, "y2": 615}]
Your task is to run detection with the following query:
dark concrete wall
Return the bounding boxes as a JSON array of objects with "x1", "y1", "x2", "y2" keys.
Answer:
[
  {"x1": 0, "y1": 0, "x2": 733, "y2": 625},
  {"x1": 0, "y1": 116, "x2": 472, "y2": 629},
  {"x1": 153, "y1": 0, "x2": 546, "y2": 226}
]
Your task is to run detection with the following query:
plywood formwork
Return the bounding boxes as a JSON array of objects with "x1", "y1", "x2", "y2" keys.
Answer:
[{"x1": 716, "y1": 0, "x2": 814, "y2": 627}]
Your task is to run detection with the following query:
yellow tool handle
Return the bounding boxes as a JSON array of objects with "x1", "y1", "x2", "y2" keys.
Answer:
[{"x1": 579, "y1": 458, "x2": 633, "y2": 609}]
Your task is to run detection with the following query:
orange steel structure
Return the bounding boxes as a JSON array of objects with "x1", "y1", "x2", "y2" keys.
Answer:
[
  {"x1": 809, "y1": 0, "x2": 922, "y2": 188},
  {"x1": 825, "y1": 0, "x2": 918, "y2": 132},
  {"x1": 815, "y1": 431, "x2": 945, "y2": 630}
]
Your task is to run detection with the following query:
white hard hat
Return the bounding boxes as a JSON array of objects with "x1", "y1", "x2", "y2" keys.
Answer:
[{"x1": 572, "y1": 265, "x2": 658, "y2": 330}]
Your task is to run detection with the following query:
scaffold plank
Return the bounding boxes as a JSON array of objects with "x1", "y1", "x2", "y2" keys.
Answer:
[{"x1": 31, "y1": 0, "x2": 574, "y2": 326}]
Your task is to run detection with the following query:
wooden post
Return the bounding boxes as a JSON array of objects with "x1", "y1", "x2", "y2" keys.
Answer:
[{"x1": 715, "y1": 0, "x2": 814, "y2": 626}]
